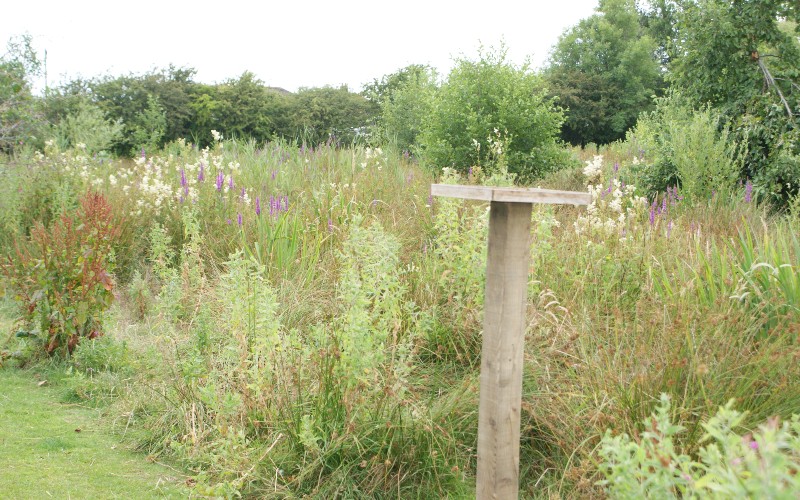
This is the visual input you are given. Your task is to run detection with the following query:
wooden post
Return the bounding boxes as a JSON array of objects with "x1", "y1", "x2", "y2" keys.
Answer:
[{"x1": 430, "y1": 184, "x2": 590, "y2": 499}]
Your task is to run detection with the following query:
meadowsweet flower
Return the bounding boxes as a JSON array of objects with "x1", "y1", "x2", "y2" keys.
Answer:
[
  {"x1": 583, "y1": 155, "x2": 603, "y2": 181},
  {"x1": 211, "y1": 129, "x2": 223, "y2": 142}
]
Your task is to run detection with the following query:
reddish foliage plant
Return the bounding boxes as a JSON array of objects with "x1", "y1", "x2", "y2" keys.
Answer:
[{"x1": 2, "y1": 191, "x2": 121, "y2": 357}]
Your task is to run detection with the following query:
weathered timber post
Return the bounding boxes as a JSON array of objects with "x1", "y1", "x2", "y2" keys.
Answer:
[{"x1": 430, "y1": 184, "x2": 591, "y2": 499}]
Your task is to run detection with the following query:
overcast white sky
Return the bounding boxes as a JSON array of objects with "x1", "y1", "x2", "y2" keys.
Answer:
[{"x1": 2, "y1": 0, "x2": 599, "y2": 93}]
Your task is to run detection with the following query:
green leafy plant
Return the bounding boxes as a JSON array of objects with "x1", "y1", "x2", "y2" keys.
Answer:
[
  {"x1": 597, "y1": 394, "x2": 800, "y2": 498},
  {"x1": 419, "y1": 44, "x2": 569, "y2": 181},
  {"x1": 1, "y1": 191, "x2": 120, "y2": 357}
]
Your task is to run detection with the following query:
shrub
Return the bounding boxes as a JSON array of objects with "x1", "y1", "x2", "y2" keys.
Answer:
[
  {"x1": 1, "y1": 191, "x2": 120, "y2": 357},
  {"x1": 597, "y1": 394, "x2": 800, "y2": 498},
  {"x1": 629, "y1": 91, "x2": 742, "y2": 200},
  {"x1": 419, "y1": 45, "x2": 570, "y2": 182}
]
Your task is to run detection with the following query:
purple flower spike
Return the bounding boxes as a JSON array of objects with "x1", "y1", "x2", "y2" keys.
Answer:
[
  {"x1": 216, "y1": 171, "x2": 224, "y2": 191},
  {"x1": 256, "y1": 196, "x2": 261, "y2": 216},
  {"x1": 240, "y1": 187, "x2": 246, "y2": 199},
  {"x1": 140, "y1": 148, "x2": 146, "y2": 159},
  {"x1": 198, "y1": 162, "x2": 205, "y2": 182},
  {"x1": 229, "y1": 175, "x2": 234, "y2": 190},
  {"x1": 180, "y1": 168, "x2": 187, "y2": 188},
  {"x1": 282, "y1": 195, "x2": 288, "y2": 211},
  {"x1": 613, "y1": 162, "x2": 619, "y2": 174},
  {"x1": 269, "y1": 195, "x2": 276, "y2": 216},
  {"x1": 227, "y1": 218, "x2": 232, "y2": 225},
  {"x1": 327, "y1": 219, "x2": 333, "y2": 232},
  {"x1": 237, "y1": 213, "x2": 242, "y2": 226},
  {"x1": 649, "y1": 204, "x2": 655, "y2": 226},
  {"x1": 745, "y1": 179, "x2": 753, "y2": 203}
]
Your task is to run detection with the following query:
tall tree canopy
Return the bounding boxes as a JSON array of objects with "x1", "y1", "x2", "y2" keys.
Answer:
[
  {"x1": 545, "y1": 0, "x2": 662, "y2": 146},
  {"x1": 670, "y1": 0, "x2": 800, "y2": 203}
]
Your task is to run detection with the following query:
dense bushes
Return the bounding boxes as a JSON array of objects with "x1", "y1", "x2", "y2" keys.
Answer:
[{"x1": 419, "y1": 47, "x2": 570, "y2": 181}]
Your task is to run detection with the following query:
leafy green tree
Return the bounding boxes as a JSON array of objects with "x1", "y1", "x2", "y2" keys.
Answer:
[
  {"x1": 89, "y1": 67, "x2": 196, "y2": 155},
  {"x1": 213, "y1": 72, "x2": 278, "y2": 143},
  {"x1": 420, "y1": 46, "x2": 568, "y2": 181},
  {"x1": 362, "y1": 64, "x2": 434, "y2": 108},
  {"x1": 367, "y1": 65, "x2": 438, "y2": 151},
  {"x1": 288, "y1": 86, "x2": 378, "y2": 145},
  {"x1": 545, "y1": 0, "x2": 662, "y2": 146},
  {"x1": 670, "y1": 0, "x2": 800, "y2": 204},
  {"x1": 0, "y1": 35, "x2": 43, "y2": 152},
  {"x1": 54, "y1": 98, "x2": 123, "y2": 154}
]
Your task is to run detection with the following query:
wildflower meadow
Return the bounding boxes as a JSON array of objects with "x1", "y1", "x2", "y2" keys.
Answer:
[{"x1": 2, "y1": 1, "x2": 800, "y2": 496}]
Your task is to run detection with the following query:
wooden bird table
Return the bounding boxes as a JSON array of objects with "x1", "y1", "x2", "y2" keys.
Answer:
[{"x1": 430, "y1": 184, "x2": 591, "y2": 499}]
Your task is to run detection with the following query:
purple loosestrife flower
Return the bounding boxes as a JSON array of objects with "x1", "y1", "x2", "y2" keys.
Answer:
[
  {"x1": 269, "y1": 195, "x2": 276, "y2": 217},
  {"x1": 256, "y1": 196, "x2": 261, "y2": 216},
  {"x1": 140, "y1": 148, "x2": 146, "y2": 159},
  {"x1": 662, "y1": 195, "x2": 667, "y2": 214},
  {"x1": 240, "y1": 187, "x2": 246, "y2": 199},
  {"x1": 745, "y1": 179, "x2": 753, "y2": 203},
  {"x1": 229, "y1": 175, "x2": 234, "y2": 190},
  {"x1": 327, "y1": 219, "x2": 333, "y2": 231},
  {"x1": 198, "y1": 162, "x2": 205, "y2": 182},
  {"x1": 613, "y1": 162, "x2": 619, "y2": 174},
  {"x1": 227, "y1": 218, "x2": 232, "y2": 225},
  {"x1": 216, "y1": 171, "x2": 224, "y2": 191},
  {"x1": 237, "y1": 213, "x2": 242, "y2": 226},
  {"x1": 180, "y1": 168, "x2": 187, "y2": 188}
]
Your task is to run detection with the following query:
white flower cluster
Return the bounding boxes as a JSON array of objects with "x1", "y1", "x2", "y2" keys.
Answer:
[
  {"x1": 574, "y1": 157, "x2": 648, "y2": 240},
  {"x1": 583, "y1": 155, "x2": 604, "y2": 181},
  {"x1": 360, "y1": 147, "x2": 385, "y2": 170}
]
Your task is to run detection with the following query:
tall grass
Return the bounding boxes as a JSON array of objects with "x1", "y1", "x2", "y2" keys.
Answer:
[{"x1": 1, "y1": 138, "x2": 798, "y2": 497}]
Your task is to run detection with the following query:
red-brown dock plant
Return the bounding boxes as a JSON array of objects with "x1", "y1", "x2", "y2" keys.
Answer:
[{"x1": 2, "y1": 191, "x2": 121, "y2": 358}]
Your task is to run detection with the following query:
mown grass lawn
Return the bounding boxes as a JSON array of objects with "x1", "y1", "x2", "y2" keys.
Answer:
[{"x1": 0, "y1": 369, "x2": 188, "y2": 499}]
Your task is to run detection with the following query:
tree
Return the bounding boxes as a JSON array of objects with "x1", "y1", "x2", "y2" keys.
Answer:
[
  {"x1": 545, "y1": 0, "x2": 662, "y2": 146},
  {"x1": 288, "y1": 86, "x2": 377, "y2": 145},
  {"x1": 670, "y1": 0, "x2": 800, "y2": 204},
  {"x1": 366, "y1": 65, "x2": 438, "y2": 151},
  {"x1": 420, "y1": 46, "x2": 568, "y2": 181},
  {"x1": 89, "y1": 67, "x2": 196, "y2": 155},
  {"x1": 0, "y1": 35, "x2": 42, "y2": 152}
]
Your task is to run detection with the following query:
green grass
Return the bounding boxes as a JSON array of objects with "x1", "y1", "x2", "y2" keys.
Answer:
[{"x1": 0, "y1": 369, "x2": 188, "y2": 499}]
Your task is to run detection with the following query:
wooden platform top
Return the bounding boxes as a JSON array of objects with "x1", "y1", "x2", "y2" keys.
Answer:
[{"x1": 430, "y1": 184, "x2": 591, "y2": 206}]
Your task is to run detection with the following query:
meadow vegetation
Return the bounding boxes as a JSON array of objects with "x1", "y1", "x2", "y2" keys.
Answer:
[{"x1": 2, "y1": 1, "x2": 800, "y2": 498}]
